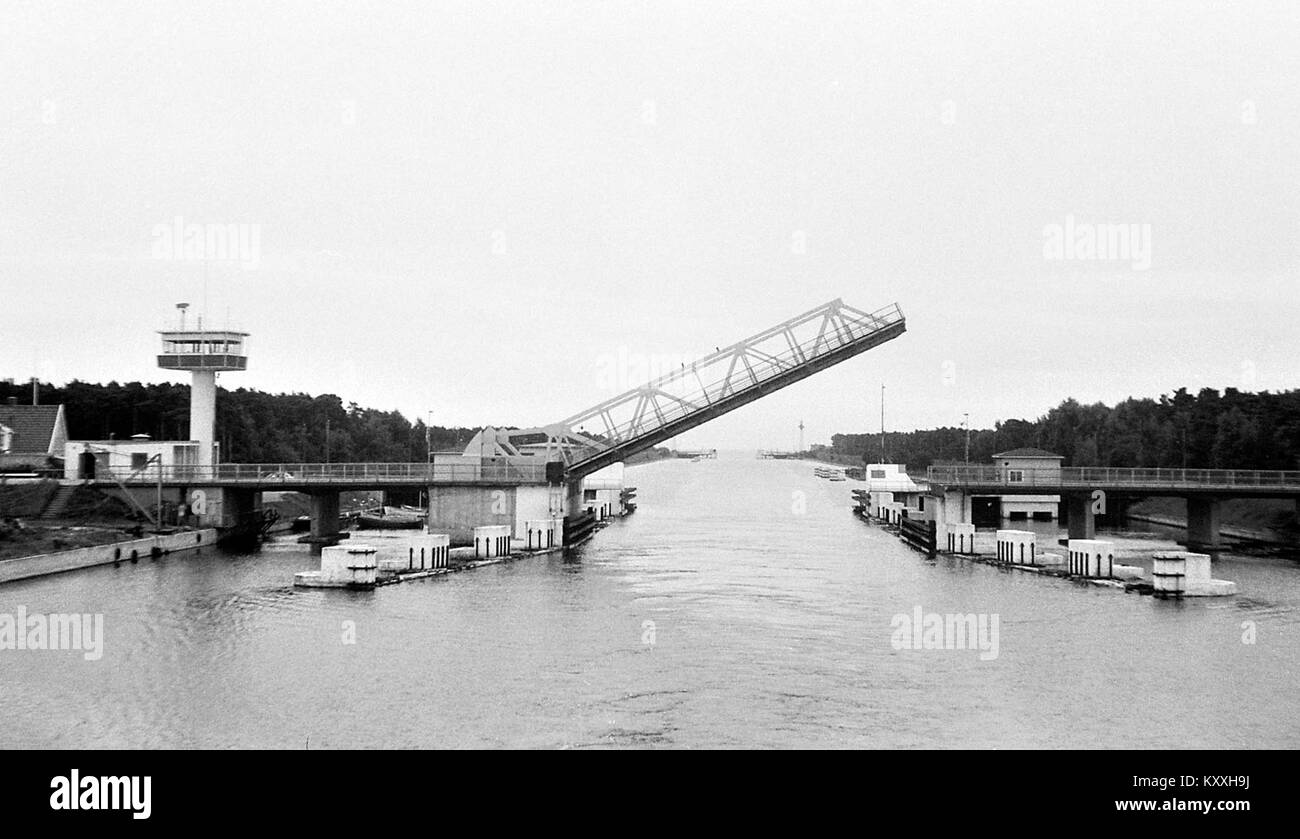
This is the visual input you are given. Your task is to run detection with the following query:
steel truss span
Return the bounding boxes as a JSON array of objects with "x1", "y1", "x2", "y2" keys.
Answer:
[{"x1": 553, "y1": 298, "x2": 906, "y2": 478}]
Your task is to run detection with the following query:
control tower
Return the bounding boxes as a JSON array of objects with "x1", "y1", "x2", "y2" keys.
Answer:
[{"x1": 157, "y1": 312, "x2": 248, "y2": 468}]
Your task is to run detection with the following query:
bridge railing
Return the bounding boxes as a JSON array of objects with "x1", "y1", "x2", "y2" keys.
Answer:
[
  {"x1": 96, "y1": 459, "x2": 549, "y2": 486},
  {"x1": 926, "y1": 464, "x2": 1300, "y2": 489},
  {"x1": 578, "y1": 302, "x2": 905, "y2": 451}
]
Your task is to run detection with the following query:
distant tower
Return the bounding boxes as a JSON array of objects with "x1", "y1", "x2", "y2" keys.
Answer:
[
  {"x1": 157, "y1": 305, "x2": 248, "y2": 467},
  {"x1": 798, "y1": 419, "x2": 805, "y2": 453}
]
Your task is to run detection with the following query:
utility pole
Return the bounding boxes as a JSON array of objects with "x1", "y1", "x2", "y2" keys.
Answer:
[
  {"x1": 325, "y1": 417, "x2": 331, "y2": 464},
  {"x1": 879, "y1": 384, "x2": 886, "y2": 463},
  {"x1": 963, "y1": 412, "x2": 971, "y2": 464}
]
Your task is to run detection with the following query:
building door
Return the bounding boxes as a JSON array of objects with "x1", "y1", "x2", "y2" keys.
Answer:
[{"x1": 971, "y1": 496, "x2": 1001, "y2": 528}]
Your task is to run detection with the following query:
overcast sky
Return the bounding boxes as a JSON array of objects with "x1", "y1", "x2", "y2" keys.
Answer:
[{"x1": 3, "y1": 1, "x2": 1297, "y2": 450}]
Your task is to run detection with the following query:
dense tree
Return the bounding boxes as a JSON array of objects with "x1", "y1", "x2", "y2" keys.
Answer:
[
  {"x1": 1, "y1": 380, "x2": 478, "y2": 464},
  {"x1": 8, "y1": 379, "x2": 1300, "y2": 473},
  {"x1": 830, "y1": 388, "x2": 1300, "y2": 472}
]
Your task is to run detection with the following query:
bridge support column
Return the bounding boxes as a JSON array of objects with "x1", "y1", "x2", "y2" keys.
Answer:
[
  {"x1": 299, "y1": 491, "x2": 343, "y2": 554},
  {"x1": 565, "y1": 479, "x2": 583, "y2": 519},
  {"x1": 933, "y1": 490, "x2": 969, "y2": 550},
  {"x1": 1186, "y1": 496, "x2": 1224, "y2": 554},
  {"x1": 1065, "y1": 493, "x2": 1095, "y2": 540},
  {"x1": 561, "y1": 478, "x2": 599, "y2": 546}
]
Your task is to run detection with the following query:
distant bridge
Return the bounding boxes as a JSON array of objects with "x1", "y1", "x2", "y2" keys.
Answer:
[
  {"x1": 926, "y1": 465, "x2": 1300, "y2": 498},
  {"x1": 924, "y1": 464, "x2": 1300, "y2": 552}
]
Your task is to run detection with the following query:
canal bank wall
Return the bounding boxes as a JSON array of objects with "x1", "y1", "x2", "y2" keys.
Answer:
[{"x1": 0, "y1": 529, "x2": 218, "y2": 585}]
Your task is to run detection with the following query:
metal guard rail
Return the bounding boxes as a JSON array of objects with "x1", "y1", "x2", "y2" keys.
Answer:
[
  {"x1": 95, "y1": 460, "x2": 550, "y2": 485},
  {"x1": 926, "y1": 464, "x2": 1300, "y2": 489}
]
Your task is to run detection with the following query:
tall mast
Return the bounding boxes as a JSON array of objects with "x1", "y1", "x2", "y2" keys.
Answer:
[{"x1": 879, "y1": 384, "x2": 886, "y2": 463}]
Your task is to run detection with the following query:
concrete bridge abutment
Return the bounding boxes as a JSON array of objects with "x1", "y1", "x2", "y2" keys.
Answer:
[{"x1": 425, "y1": 483, "x2": 559, "y2": 547}]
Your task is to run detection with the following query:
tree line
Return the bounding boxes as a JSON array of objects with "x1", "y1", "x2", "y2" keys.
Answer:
[
  {"x1": 828, "y1": 388, "x2": 1300, "y2": 472},
  {"x1": 9, "y1": 380, "x2": 1296, "y2": 473},
  {"x1": 1, "y1": 380, "x2": 480, "y2": 464}
]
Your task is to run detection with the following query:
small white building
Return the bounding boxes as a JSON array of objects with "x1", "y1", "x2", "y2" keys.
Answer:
[
  {"x1": 64, "y1": 436, "x2": 206, "y2": 480},
  {"x1": 992, "y1": 448, "x2": 1062, "y2": 523},
  {"x1": 863, "y1": 463, "x2": 930, "y2": 519}
]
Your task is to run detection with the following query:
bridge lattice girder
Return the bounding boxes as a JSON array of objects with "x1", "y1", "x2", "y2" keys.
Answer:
[{"x1": 543, "y1": 298, "x2": 907, "y2": 478}]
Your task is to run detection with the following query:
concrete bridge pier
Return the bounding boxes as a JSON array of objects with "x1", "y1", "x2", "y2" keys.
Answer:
[
  {"x1": 300, "y1": 491, "x2": 344, "y2": 554},
  {"x1": 565, "y1": 479, "x2": 582, "y2": 518},
  {"x1": 1064, "y1": 492, "x2": 1096, "y2": 540},
  {"x1": 1186, "y1": 496, "x2": 1224, "y2": 554},
  {"x1": 561, "y1": 478, "x2": 600, "y2": 546}
]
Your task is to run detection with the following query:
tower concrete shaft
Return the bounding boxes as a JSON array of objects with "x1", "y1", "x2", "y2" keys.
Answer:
[{"x1": 191, "y1": 370, "x2": 217, "y2": 467}]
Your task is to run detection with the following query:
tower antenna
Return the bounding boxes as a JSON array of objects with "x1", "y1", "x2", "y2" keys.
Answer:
[{"x1": 879, "y1": 384, "x2": 886, "y2": 464}]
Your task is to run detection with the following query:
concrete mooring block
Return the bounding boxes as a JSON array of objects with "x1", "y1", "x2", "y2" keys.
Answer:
[
  {"x1": 1152, "y1": 551, "x2": 1236, "y2": 596},
  {"x1": 378, "y1": 533, "x2": 451, "y2": 572},
  {"x1": 996, "y1": 530, "x2": 1036, "y2": 565},
  {"x1": 315, "y1": 544, "x2": 378, "y2": 587},
  {"x1": 524, "y1": 519, "x2": 558, "y2": 550},
  {"x1": 474, "y1": 525, "x2": 511, "y2": 558},
  {"x1": 947, "y1": 523, "x2": 976, "y2": 554},
  {"x1": 1067, "y1": 539, "x2": 1115, "y2": 578}
]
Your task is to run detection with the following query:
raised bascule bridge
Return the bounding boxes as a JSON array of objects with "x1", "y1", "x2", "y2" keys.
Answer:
[{"x1": 85, "y1": 299, "x2": 907, "y2": 548}]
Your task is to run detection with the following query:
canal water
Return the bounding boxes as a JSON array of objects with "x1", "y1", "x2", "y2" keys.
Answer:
[{"x1": 3, "y1": 454, "x2": 1298, "y2": 748}]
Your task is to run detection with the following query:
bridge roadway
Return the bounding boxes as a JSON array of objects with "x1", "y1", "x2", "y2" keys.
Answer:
[
  {"x1": 88, "y1": 459, "x2": 550, "y2": 491},
  {"x1": 925, "y1": 465, "x2": 1300, "y2": 498},
  {"x1": 923, "y1": 465, "x2": 1300, "y2": 552}
]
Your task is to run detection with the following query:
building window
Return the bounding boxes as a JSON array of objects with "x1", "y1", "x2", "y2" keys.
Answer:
[
  {"x1": 583, "y1": 489, "x2": 597, "y2": 502},
  {"x1": 870, "y1": 469, "x2": 886, "y2": 479},
  {"x1": 1008, "y1": 469, "x2": 1024, "y2": 482},
  {"x1": 131, "y1": 453, "x2": 149, "y2": 470}
]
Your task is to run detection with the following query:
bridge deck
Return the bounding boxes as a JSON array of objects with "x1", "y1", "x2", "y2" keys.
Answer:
[
  {"x1": 564, "y1": 299, "x2": 906, "y2": 477},
  {"x1": 90, "y1": 460, "x2": 549, "y2": 490},
  {"x1": 926, "y1": 465, "x2": 1300, "y2": 498}
]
